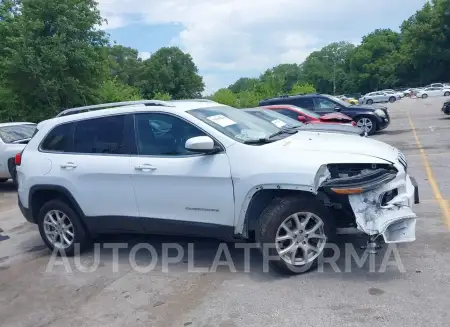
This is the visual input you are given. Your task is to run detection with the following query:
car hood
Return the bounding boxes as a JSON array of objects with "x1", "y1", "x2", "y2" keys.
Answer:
[
  {"x1": 270, "y1": 131, "x2": 399, "y2": 163},
  {"x1": 320, "y1": 112, "x2": 353, "y2": 122},
  {"x1": 299, "y1": 124, "x2": 364, "y2": 136}
]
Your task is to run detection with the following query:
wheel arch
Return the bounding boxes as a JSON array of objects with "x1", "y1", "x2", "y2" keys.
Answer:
[
  {"x1": 234, "y1": 184, "x2": 317, "y2": 239},
  {"x1": 29, "y1": 185, "x2": 86, "y2": 227}
]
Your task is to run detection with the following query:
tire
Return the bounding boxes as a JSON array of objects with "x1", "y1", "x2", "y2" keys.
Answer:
[
  {"x1": 366, "y1": 99, "x2": 373, "y2": 105},
  {"x1": 37, "y1": 199, "x2": 90, "y2": 256},
  {"x1": 256, "y1": 196, "x2": 336, "y2": 275},
  {"x1": 11, "y1": 166, "x2": 18, "y2": 188},
  {"x1": 389, "y1": 96, "x2": 396, "y2": 103},
  {"x1": 356, "y1": 116, "x2": 377, "y2": 135},
  {"x1": 422, "y1": 94, "x2": 428, "y2": 99},
  {"x1": 445, "y1": 91, "x2": 450, "y2": 96}
]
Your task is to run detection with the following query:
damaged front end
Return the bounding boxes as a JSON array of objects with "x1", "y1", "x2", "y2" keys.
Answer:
[{"x1": 315, "y1": 162, "x2": 418, "y2": 244}]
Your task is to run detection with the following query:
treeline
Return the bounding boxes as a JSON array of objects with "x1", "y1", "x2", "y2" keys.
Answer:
[
  {"x1": 0, "y1": 0, "x2": 204, "y2": 122},
  {"x1": 1, "y1": 0, "x2": 449, "y2": 121},
  {"x1": 211, "y1": 0, "x2": 450, "y2": 107}
]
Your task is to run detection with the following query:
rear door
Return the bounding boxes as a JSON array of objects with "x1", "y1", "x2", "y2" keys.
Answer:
[{"x1": 39, "y1": 114, "x2": 141, "y2": 232}]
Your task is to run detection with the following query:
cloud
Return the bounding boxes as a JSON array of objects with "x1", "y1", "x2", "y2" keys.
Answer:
[
  {"x1": 138, "y1": 51, "x2": 152, "y2": 60},
  {"x1": 97, "y1": 0, "x2": 428, "y2": 91}
]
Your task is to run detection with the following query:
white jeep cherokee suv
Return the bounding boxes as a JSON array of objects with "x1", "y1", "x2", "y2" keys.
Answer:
[{"x1": 16, "y1": 100, "x2": 419, "y2": 274}]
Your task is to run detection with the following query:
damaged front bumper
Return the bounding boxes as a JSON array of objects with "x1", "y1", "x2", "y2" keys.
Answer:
[
  {"x1": 348, "y1": 173, "x2": 419, "y2": 243},
  {"x1": 316, "y1": 162, "x2": 419, "y2": 244}
]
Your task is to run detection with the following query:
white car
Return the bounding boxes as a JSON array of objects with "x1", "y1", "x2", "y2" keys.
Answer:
[
  {"x1": 0, "y1": 122, "x2": 36, "y2": 186},
  {"x1": 16, "y1": 100, "x2": 419, "y2": 274},
  {"x1": 416, "y1": 87, "x2": 450, "y2": 99}
]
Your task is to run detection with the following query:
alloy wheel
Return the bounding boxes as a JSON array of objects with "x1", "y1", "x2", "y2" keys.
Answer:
[
  {"x1": 357, "y1": 117, "x2": 373, "y2": 133},
  {"x1": 275, "y1": 212, "x2": 326, "y2": 266},
  {"x1": 43, "y1": 209, "x2": 75, "y2": 249}
]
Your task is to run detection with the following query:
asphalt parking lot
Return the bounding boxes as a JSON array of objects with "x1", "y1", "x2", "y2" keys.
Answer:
[{"x1": 1, "y1": 96, "x2": 450, "y2": 327}]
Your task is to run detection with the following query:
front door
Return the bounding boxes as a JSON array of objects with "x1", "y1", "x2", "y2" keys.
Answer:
[
  {"x1": 313, "y1": 97, "x2": 340, "y2": 115},
  {"x1": 130, "y1": 112, "x2": 235, "y2": 237}
]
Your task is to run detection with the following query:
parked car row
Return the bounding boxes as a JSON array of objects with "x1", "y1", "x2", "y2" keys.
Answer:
[
  {"x1": 259, "y1": 93, "x2": 390, "y2": 135},
  {"x1": 15, "y1": 99, "x2": 419, "y2": 275}
]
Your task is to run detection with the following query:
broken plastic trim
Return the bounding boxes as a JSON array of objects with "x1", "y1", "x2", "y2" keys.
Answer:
[{"x1": 320, "y1": 166, "x2": 398, "y2": 194}]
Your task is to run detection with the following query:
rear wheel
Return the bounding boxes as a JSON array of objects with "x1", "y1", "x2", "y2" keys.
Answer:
[
  {"x1": 37, "y1": 199, "x2": 90, "y2": 256},
  {"x1": 445, "y1": 91, "x2": 450, "y2": 96},
  {"x1": 422, "y1": 94, "x2": 428, "y2": 99},
  {"x1": 257, "y1": 196, "x2": 335, "y2": 275},
  {"x1": 389, "y1": 96, "x2": 396, "y2": 103},
  {"x1": 366, "y1": 99, "x2": 373, "y2": 105},
  {"x1": 356, "y1": 116, "x2": 377, "y2": 135}
]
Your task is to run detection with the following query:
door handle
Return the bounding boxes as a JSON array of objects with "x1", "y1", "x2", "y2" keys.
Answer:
[
  {"x1": 61, "y1": 162, "x2": 77, "y2": 169},
  {"x1": 135, "y1": 164, "x2": 157, "y2": 171}
]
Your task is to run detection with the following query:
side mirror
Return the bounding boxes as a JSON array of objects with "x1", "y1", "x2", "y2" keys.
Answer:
[
  {"x1": 185, "y1": 136, "x2": 218, "y2": 153},
  {"x1": 334, "y1": 106, "x2": 342, "y2": 112},
  {"x1": 297, "y1": 116, "x2": 307, "y2": 122}
]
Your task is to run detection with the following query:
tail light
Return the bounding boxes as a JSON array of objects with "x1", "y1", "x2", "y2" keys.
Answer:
[{"x1": 15, "y1": 152, "x2": 22, "y2": 166}]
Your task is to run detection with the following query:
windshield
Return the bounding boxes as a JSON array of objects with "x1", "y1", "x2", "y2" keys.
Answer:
[
  {"x1": 245, "y1": 109, "x2": 304, "y2": 128},
  {"x1": 0, "y1": 124, "x2": 37, "y2": 143},
  {"x1": 323, "y1": 94, "x2": 350, "y2": 107},
  {"x1": 188, "y1": 106, "x2": 284, "y2": 143}
]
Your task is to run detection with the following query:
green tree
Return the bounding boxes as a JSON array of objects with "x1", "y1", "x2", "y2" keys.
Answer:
[
  {"x1": 107, "y1": 44, "x2": 144, "y2": 86},
  {"x1": 289, "y1": 82, "x2": 316, "y2": 95},
  {"x1": 153, "y1": 91, "x2": 171, "y2": 100},
  {"x1": 138, "y1": 47, "x2": 204, "y2": 99},
  {"x1": 228, "y1": 77, "x2": 258, "y2": 93},
  {"x1": 0, "y1": 0, "x2": 109, "y2": 121},
  {"x1": 211, "y1": 88, "x2": 238, "y2": 106},
  {"x1": 399, "y1": 0, "x2": 450, "y2": 85},
  {"x1": 97, "y1": 77, "x2": 141, "y2": 103}
]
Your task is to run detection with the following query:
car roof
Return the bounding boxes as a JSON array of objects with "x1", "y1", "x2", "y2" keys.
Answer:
[
  {"x1": 0, "y1": 122, "x2": 36, "y2": 127},
  {"x1": 38, "y1": 100, "x2": 228, "y2": 130},
  {"x1": 260, "y1": 93, "x2": 322, "y2": 103}
]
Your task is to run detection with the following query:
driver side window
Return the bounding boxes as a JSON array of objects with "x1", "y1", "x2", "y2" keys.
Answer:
[
  {"x1": 134, "y1": 113, "x2": 206, "y2": 156},
  {"x1": 313, "y1": 98, "x2": 338, "y2": 113}
]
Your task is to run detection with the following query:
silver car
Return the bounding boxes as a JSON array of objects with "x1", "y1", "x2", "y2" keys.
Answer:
[{"x1": 359, "y1": 91, "x2": 399, "y2": 104}]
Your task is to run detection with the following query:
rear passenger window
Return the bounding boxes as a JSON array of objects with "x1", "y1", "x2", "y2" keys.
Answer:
[
  {"x1": 40, "y1": 123, "x2": 74, "y2": 152},
  {"x1": 73, "y1": 115, "x2": 128, "y2": 154},
  {"x1": 292, "y1": 98, "x2": 314, "y2": 110}
]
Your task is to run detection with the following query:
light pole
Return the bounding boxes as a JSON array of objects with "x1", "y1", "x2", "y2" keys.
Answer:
[{"x1": 324, "y1": 55, "x2": 337, "y2": 95}]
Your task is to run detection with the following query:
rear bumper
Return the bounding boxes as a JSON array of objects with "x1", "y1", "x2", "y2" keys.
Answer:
[{"x1": 18, "y1": 196, "x2": 34, "y2": 223}]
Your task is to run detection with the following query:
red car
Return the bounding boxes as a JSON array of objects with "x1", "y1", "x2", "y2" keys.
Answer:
[{"x1": 262, "y1": 104, "x2": 357, "y2": 126}]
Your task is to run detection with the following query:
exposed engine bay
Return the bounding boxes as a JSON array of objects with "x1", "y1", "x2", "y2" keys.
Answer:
[{"x1": 315, "y1": 163, "x2": 418, "y2": 243}]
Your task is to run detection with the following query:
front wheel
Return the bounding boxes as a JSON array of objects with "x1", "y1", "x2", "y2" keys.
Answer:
[
  {"x1": 422, "y1": 94, "x2": 428, "y2": 99},
  {"x1": 356, "y1": 116, "x2": 377, "y2": 135},
  {"x1": 257, "y1": 196, "x2": 335, "y2": 275},
  {"x1": 445, "y1": 91, "x2": 450, "y2": 96},
  {"x1": 389, "y1": 96, "x2": 396, "y2": 103},
  {"x1": 366, "y1": 99, "x2": 373, "y2": 105}
]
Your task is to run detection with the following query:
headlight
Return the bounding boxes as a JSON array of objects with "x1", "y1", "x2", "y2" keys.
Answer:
[{"x1": 375, "y1": 109, "x2": 386, "y2": 117}]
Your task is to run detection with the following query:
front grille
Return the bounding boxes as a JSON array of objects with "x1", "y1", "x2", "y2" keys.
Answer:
[{"x1": 398, "y1": 151, "x2": 407, "y2": 172}]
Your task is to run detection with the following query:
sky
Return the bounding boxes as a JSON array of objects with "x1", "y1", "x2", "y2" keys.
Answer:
[{"x1": 98, "y1": 0, "x2": 428, "y2": 95}]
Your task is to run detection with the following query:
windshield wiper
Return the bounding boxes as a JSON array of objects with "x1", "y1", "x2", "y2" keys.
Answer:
[
  {"x1": 243, "y1": 128, "x2": 297, "y2": 145},
  {"x1": 267, "y1": 128, "x2": 298, "y2": 139}
]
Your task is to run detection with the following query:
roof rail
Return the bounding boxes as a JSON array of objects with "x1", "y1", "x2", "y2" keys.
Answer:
[{"x1": 56, "y1": 100, "x2": 174, "y2": 117}]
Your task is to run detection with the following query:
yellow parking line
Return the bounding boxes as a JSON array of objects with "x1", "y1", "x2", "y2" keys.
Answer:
[
  {"x1": 407, "y1": 152, "x2": 450, "y2": 157},
  {"x1": 408, "y1": 112, "x2": 450, "y2": 229}
]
